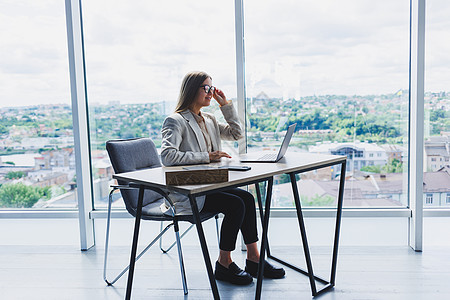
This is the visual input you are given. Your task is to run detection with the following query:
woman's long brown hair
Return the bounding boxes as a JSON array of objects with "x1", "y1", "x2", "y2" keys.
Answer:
[{"x1": 174, "y1": 71, "x2": 211, "y2": 113}]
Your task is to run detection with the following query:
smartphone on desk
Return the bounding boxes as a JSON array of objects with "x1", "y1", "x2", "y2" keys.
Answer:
[{"x1": 219, "y1": 165, "x2": 251, "y2": 171}]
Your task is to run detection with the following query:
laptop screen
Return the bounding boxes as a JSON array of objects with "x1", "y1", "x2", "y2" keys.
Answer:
[{"x1": 275, "y1": 123, "x2": 297, "y2": 160}]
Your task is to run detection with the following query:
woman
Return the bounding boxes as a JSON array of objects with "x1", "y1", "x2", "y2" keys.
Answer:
[{"x1": 161, "y1": 71, "x2": 285, "y2": 285}]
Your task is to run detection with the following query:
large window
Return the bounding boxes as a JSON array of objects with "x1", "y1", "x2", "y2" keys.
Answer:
[
  {"x1": 82, "y1": 0, "x2": 238, "y2": 208},
  {"x1": 0, "y1": 1, "x2": 75, "y2": 209},
  {"x1": 424, "y1": 0, "x2": 450, "y2": 208},
  {"x1": 1, "y1": 0, "x2": 445, "y2": 251},
  {"x1": 244, "y1": 0, "x2": 410, "y2": 208}
]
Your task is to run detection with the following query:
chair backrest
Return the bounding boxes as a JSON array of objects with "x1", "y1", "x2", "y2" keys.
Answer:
[{"x1": 106, "y1": 138, "x2": 163, "y2": 216}]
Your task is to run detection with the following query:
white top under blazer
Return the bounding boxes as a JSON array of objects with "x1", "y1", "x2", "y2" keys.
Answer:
[{"x1": 160, "y1": 102, "x2": 243, "y2": 215}]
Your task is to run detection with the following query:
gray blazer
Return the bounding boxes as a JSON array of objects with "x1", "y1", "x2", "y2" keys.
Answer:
[{"x1": 160, "y1": 102, "x2": 243, "y2": 215}]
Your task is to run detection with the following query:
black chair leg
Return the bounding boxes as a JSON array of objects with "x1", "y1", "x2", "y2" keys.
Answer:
[
  {"x1": 173, "y1": 220, "x2": 188, "y2": 295},
  {"x1": 160, "y1": 221, "x2": 195, "y2": 253},
  {"x1": 103, "y1": 188, "x2": 115, "y2": 285},
  {"x1": 125, "y1": 186, "x2": 145, "y2": 300}
]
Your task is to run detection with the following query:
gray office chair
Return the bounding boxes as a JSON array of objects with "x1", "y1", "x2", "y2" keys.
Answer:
[{"x1": 104, "y1": 138, "x2": 219, "y2": 295}]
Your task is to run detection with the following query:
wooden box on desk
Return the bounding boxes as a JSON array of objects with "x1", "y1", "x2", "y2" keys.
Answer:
[{"x1": 165, "y1": 168, "x2": 229, "y2": 185}]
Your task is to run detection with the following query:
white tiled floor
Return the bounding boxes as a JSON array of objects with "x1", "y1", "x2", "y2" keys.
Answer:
[{"x1": 0, "y1": 216, "x2": 449, "y2": 299}]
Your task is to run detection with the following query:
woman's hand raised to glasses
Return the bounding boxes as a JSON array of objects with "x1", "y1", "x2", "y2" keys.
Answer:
[
  {"x1": 213, "y1": 88, "x2": 229, "y2": 106},
  {"x1": 209, "y1": 151, "x2": 232, "y2": 162}
]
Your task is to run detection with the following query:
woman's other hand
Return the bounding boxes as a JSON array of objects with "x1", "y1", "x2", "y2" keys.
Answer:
[
  {"x1": 209, "y1": 151, "x2": 232, "y2": 162},
  {"x1": 213, "y1": 88, "x2": 229, "y2": 106}
]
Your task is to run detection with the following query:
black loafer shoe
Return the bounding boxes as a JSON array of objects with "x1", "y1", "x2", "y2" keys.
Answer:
[
  {"x1": 245, "y1": 259, "x2": 285, "y2": 279},
  {"x1": 214, "y1": 261, "x2": 253, "y2": 285}
]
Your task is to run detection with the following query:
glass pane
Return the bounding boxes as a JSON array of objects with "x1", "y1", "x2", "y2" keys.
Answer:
[
  {"x1": 82, "y1": 0, "x2": 237, "y2": 208},
  {"x1": 424, "y1": 0, "x2": 450, "y2": 209},
  {"x1": 0, "y1": 1, "x2": 75, "y2": 209},
  {"x1": 244, "y1": 0, "x2": 410, "y2": 208}
]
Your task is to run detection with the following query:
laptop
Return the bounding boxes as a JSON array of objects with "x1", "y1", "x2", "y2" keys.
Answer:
[{"x1": 240, "y1": 123, "x2": 296, "y2": 163}]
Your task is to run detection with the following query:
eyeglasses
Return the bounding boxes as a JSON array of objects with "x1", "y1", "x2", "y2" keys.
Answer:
[{"x1": 200, "y1": 85, "x2": 216, "y2": 94}]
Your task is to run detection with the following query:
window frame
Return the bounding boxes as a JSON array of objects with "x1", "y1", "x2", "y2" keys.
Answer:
[{"x1": 3, "y1": 0, "x2": 449, "y2": 253}]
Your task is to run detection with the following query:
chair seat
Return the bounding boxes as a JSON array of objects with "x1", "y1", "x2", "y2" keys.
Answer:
[{"x1": 135, "y1": 197, "x2": 217, "y2": 224}]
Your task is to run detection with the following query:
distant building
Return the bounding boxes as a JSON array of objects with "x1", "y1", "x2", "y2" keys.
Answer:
[
  {"x1": 309, "y1": 141, "x2": 389, "y2": 176},
  {"x1": 20, "y1": 137, "x2": 74, "y2": 150},
  {"x1": 1, "y1": 153, "x2": 39, "y2": 167},
  {"x1": 276, "y1": 174, "x2": 405, "y2": 207},
  {"x1": 380, "y1": 144, "x2": 406, "y2": 163},
  {"x1": 20, "y1": 137, "x2": 50, "y2": 149},
  {"x1": 34, "y1": 156, "x2": 45, "y2": 169},
  {"x1": 93, "y1": 160, "x2": 113, "y2": 179},
  {"x1": 423, "y1": 165, "x2": 450, "y2": 207},
  {"x1": 275, "y1": 167, "x2": 450, "y2": 207},
  {"x1": 32, "y1": 172, "x2": 68, "y2": 188},
  {"x1": 34, "y1": 148, "x2": 75, "y2": 170},
  {"x1": 296, "y1": 129, "x2": 333, "y2": 135},
  {"x1": 108, "y1": 100, "x2": 120, "y2": 106},
  {"x1": 424, "y1": 135, "x2": 450, "y2": 172},
  {"x1": 250, "y1": 92, "x2": 270, "y2": 113}
]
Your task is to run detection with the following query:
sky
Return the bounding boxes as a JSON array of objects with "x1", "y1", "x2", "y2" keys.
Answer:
[{"x1": 0, "y1": 0, "x2": 449, "y2": 108}]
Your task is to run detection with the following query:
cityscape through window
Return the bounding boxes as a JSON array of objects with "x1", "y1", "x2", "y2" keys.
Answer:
[
  {"x1": 0, "y1": 0, "x2": 74, "y2": 209},
  {"x1": 0, "y1": 0, "x2": 448, "y2": 212},
  {"x1": 243, "y1": 0, "x2": 414, "y2": 208}
]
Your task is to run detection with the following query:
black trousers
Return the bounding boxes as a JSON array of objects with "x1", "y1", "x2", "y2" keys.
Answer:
[{"x1": 202, "y1": 188, "x2": 259, "y2": 251}]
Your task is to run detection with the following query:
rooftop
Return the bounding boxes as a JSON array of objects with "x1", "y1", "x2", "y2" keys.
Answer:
[{"x1": 310, "y1": 141, "x2": 387, "y2": 153}]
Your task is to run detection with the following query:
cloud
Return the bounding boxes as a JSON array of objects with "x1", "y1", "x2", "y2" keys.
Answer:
[
  {"x1": 1, "y1": 0, "x2": 449, "y2": 108},
  {"x1": 243, "y1": 0, "x2": 414, "y2": 97},
  {"x1": 81, "y1": 0, "x2": 237, "y2": 104}
]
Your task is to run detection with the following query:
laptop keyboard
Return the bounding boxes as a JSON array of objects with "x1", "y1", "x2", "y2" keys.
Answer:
[{"x1": 258, "y1": 153, "x2": 278, "y2": 161}]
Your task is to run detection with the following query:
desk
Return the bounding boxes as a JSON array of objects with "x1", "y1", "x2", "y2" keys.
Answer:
[{"x1": 113, "y1": 152, "x2": 346, "y2": 299}]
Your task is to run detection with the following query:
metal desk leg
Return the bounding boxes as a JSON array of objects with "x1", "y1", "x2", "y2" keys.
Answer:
[
  {"x1": 330, "y1": 160, "x2": 346, "y2": 285},
  {"x1": 254, "y1": 182, "x2": 265, "y2": 224},
  {"x1": 188, "y1": 195, "x2": 220, "y2": 300},
  {"x1": 254, "y1": 162, "x2": 346, "y2": 298},
  {"x1": 125, "y1": 186, "x2": 145, "y2": 300},
  {"x1": 255, "y1": 177, "x2": 274, "y2": 300},
  {"x1": 254, "y1": 182, "x2": 271, "y2": 257},
  {"x1": 289, "y1": 173, "x2": 317, "y2": 296}
]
